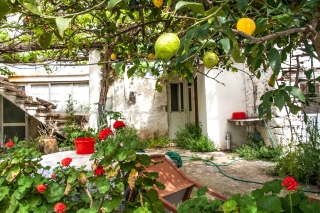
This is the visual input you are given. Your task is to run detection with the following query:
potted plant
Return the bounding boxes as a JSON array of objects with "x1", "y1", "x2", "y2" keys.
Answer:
[
  {"x1": 73, "y1": 127, "x2": 96, "y2": 154},
  {"x1": 37, "y1": 120, "x2": 59, "y2": 154}
]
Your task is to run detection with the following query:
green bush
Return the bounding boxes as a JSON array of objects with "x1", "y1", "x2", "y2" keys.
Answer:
[
  {"x1": 235, "y1": 141, "x2": 281, "y2": 161},
  {"x1": 271, "y1": 119, "x2": 320, "y2": 185},
  {"x1": 175, "y1": 123, "x2": 216, "y2": 152},
  {"x1": 146, "y1": 132, "x2": 172, "y2": 148}
]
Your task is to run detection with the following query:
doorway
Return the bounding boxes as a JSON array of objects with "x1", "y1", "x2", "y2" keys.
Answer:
[{"x1": 167, "y1": 81, "x2": 195, "y2": 139}]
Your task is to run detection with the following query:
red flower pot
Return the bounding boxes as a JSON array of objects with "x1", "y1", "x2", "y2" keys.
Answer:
[
  {"x1": 74, "y1": 138, "x2": 95, "y2": 154},
  {"x1": 231, "y1": 112, "x2": 247, "y2": 119}
]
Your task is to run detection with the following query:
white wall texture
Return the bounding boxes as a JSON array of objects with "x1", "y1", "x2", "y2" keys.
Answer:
[
  {"x1": 244, "y1": 68, "x2": 302, "y2": 147},
  {"x1": 197, "y1": 64, "x2": 249, "y2": 149},
  {"x1": 112, "y1": 78, "x2": 168, "y2": 138}
]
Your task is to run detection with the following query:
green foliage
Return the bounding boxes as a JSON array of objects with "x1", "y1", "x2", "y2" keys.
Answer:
[
  {"x1": 235, "y1": 142, "x2": 281, "y2": 161},
  {"x1": 175, "y1": 123, "x2": 216, "y2": 152},
  {"x1": 177, "y1": 180, "x2": 320, "y2": 213},
  {"x1": 0, "y1": 122, "x2": 165, "y2": 212},
  {"x1": 145, "y1": 131, "x2": 172, "y2": 148},
  {"x1": 61, "y1": 95, "x2": 96, "y2": 149},
  {"x1": 271, "y1": 120, "x2": 320, "y2": 185}
]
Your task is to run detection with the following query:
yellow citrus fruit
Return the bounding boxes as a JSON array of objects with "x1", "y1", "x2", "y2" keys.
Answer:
[
  {"x1": 236, "y1": 18, "x2": 256, "y2": 36},
  {"x1": 153, "y1": 0, "x2": 163, "y2": 8},
  {"x1": 148, "y1": 53, "x2": 156, "y2": 61},
  {"x1": 203, "y1": 52, "x2": 219, "y2": 68},
  {"x1": 154, "y1": 33, "x2": 180, "y2": 59},
  {"x1": 110, "y1": 53, "x2": 117, "y2": 60}
]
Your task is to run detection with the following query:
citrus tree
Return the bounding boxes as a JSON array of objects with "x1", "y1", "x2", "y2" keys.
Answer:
[{"x1": 0, "y1": 0, "x2": 319, "y2": 119}]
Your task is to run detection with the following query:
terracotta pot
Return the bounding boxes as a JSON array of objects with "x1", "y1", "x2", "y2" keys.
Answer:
[
  {"x1": 74, "y1": 138, "x2": 95, "y2": 154},
  {"x1": 39, "y1": 137, "x2": 58, "y2": 154}
]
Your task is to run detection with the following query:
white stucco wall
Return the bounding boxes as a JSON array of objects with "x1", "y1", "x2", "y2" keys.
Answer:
[
  {"x1": 197, "y1": 64, "x2": 248, "y2": 150},
  {"x1": 112, "y1": 78, "x2": 168, "y2": 138}
]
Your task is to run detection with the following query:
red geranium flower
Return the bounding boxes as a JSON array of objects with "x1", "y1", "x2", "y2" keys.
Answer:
[
  {"x1": 6, "y1": 141, "x2": 14, "y2": 147},
  {"x1": 61, "y1": 157, "x2": 72, "y2": 167},
  {"x1": 113, "y1": 120, "x2": 125, "y2": 129},
  {"x1": 282, "y1": 176, "x2": 297, "y2": 191},
  {"x1": 51, "y1": 174, "x2": 57, "y2": 179},
  {"x1": 94, "y1": 166, "x2": 105, "y2": 176},
  {"x1": 98, "y1": 127, "x2": 113, "y2": 140},
  {"x1": 54, "y1": 202, "x2": 66, "y2": 213},
  {"x1": 36, "y1": 184, "x2": 47, "y2": 194}
]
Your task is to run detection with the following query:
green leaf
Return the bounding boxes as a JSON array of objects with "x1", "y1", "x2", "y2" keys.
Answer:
[
  {"x1": 205, "y1": 6, "x2": 224, "y2": 17},
  {"x1": 304, "y1": 69, "x2": 313, "y2": 80},
  {"x1": 239, "y1": 194, "x2": 257, "y2": 213},
  {"x1": 268, "y1": 48, "x2": 281, "y2": 76},
  {"x1": 127, "y1": 65, "x2": 138, "y2": 79},
  {"x1": 39, "y1": 33, "x2": 52, "y2": 50},
  {"x1": 67, "y1": 171, "x2": 78, "y2": 183},
  {"x1": 5, "y1": 197, "x2": 18, "y2": 213},
  {"x1": 175, "y1": 1, "x2": 205, "y2": 15},
  {"x1": 274, "y1": 93, "x2": 284, "y2": 111},
  {"x1": 285, "y1": 86, "x2": 306, "y2": 103},
  {"x1": 220, "y1": 38, "x2": 231, "y2": 54},
  {"x1": 18, "y1": 175, "x2": 33, "y2": 188},
  {"x1": 272, "y1": 14, "x2": 292, "y2": 25},
  {"x1": 257, "y1": 195, "x2": 282, "y2": 212},
  {"x1": 115, "y1": 62, "x2": 124, "y2": 73},
  {"x1": 55, "y1": 17, "x2": 72, "y2": 37},
  {"x1": 101, "y1": 196, "x2": 121, "y2": 212},
  {"x1": 237, "y1": 0, "x2": 249, "y2": 12},
  {"x1": 299, "y1": 199, "x2": 320, "y2": 213},
  {"x1": 26, "y1": 195, "x2": 42, "y2": 208},
  {"x1": 0, "y1": 1, "x2": 10, "y2": 20},
  {"x1": 231, "y1": 48, "x2": 245, "y2": 63},
  {"x1": 195, "y1": 186, "x2": 207, "y2": 197},
  {"x1": 261, "y1": 180, "x2": 282, "y2": 194},
  {"x1": 107, "y1": 0, "x2": 122, "y2": 9},
  {"x1": 302, "y1": 40, "x2": 318, "y2": 58},
  {"x1": 22, "y1": 0, "x2": 40, "y2": 15},
  {"x1": 43, "y1": 182, "x2": 64, "y2": 203},
  {"x1": 77, "y1": 209, "x2": 97, "y2": 213},
  {"x1": 0, "y1": 186, "x2": 9, "y2": 201},
  {"x1": 97, "y1": 178, "x2": 110, "y2": 194},
  {"x1": 287, "y1": 103, "x2": 302, "y2": 114},
  {"x1": 18, "y1": 203, "x2": 30, "y2": 213},
  {"x1": 222, "y1": 200, "x2": 237, "y2": 211},
  {"x1": 6, "y1": 165, "x2": 20, "y2": 182},
  {"x1": 194, "y1": 23, "x2": 210, "y2": 41}
]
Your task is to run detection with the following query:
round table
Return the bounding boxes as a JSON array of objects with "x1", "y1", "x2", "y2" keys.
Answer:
[{"x1": 39, "y1": 151, "x2": 94, "y2": 177}]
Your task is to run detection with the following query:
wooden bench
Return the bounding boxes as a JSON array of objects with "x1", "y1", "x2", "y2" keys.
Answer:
[{"x1": 144, "y1": 154, "x2": 227, "y2": 213}]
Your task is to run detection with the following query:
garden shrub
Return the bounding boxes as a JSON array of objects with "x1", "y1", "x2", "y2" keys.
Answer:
[
  {"x1": 271, "y1": 120, "x2": 320, "y2": 185},
  {"x1": 175, "y1": 122, "x2": 216, "y2": 152},
  {"x1": 235, "y1": 131, "x2": 281, "y2": 161},
  {"x1": 146, "y1": 131, "x2": 172, "y2": 148}
]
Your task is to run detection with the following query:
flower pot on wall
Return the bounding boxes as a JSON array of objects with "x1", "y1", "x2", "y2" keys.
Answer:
[
  {"x1": 74, "y1": 137, "x2": 95, "y2": 154},
  {"x1": 38, "y1": 137, "x2": 59, "y2": 154}
]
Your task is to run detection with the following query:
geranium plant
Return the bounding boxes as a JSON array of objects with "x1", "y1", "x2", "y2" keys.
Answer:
[
  {"x1": 177, "y1": 176, "x2": 320, "y2": 213},
  {"x1": 0, "y1": 121, "x2": 165, "y2": 213}
]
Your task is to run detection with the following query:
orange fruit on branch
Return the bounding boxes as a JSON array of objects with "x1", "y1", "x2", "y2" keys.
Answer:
[
  {"x1": 236, "y1": 18, "x2": 256, "y2": 36},
  {"x1": 110, "y1": 53, "x2": 117, "y2": 60},
  {"x1": 153, "y1": 0, "x2": 163, "y2": 8}
]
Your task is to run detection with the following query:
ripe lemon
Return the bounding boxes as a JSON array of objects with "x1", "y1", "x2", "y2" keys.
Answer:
[
  {"x1": 148, "y1": 53, "x2": 156, "y2": 61},
  {"x1": 153, "y1": 0, "x2": 163, "y2": 8},
  {"x1": 154, "y1": 33, "x2": 180, "y2": 59},
  {"x1": 110, "y1": 53, "x2": 117, "y2": 60},
  {"x1": 236, "y1": 18, "x2": 256, "y2": 36},
  {"x1": 203, "y1": 52, "x2": 219, "y2": 68}
]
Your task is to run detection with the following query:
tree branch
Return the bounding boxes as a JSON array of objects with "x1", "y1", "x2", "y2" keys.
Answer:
[{"x1": 232, "y1": 27, "x2": 308, "y2": 44}]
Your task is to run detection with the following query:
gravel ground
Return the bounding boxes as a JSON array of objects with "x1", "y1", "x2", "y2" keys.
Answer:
[{"x1": 144, "y1": 146, "x2": 320, "y2": 200}]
